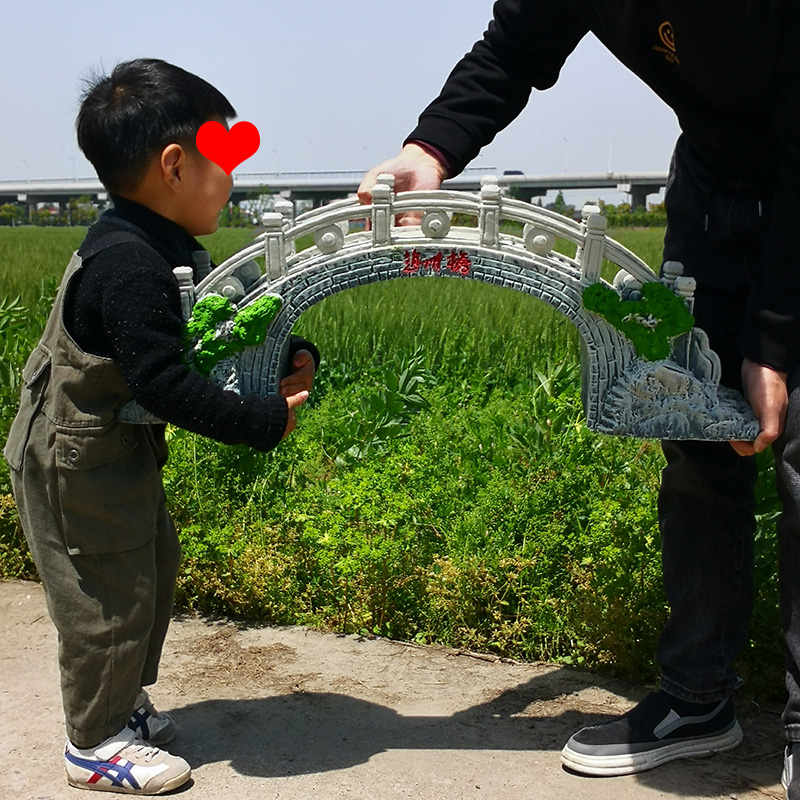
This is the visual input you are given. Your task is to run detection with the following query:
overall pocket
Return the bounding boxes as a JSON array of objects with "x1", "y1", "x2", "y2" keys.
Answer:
[
  {"x1": 3, "y1": 345, "x2": 52, "y2": 471},
  {"x1": 56, "y1": 423, "x2": 163, "y2": 555}
]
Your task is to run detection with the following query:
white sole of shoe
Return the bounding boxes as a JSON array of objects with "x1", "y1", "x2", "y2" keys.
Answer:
[
  {"x1": 66, "y1": 766, "x2": 191, "y2": 795},
  {"x1": 560, "y1": 720, "x2": 744, "y2": 777}
]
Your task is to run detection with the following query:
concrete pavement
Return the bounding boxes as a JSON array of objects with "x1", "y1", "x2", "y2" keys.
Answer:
[{"x1": 0, "y1": 580, "x2": 785, "y2": 799}]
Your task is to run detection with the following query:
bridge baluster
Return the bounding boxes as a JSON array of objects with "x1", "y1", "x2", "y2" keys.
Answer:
[
  {"x1": 579, "y1": 213, "x2": 607, "y2": 281},
  {"x1": 192, "y1": 250, "x2": 212, "y2": 282},
  {"x1": 661, "y1": 260, "x2": 683, "y2": 291},
  {"x1": 273, "y1": 198, "x2": 294, "y2": 225},
  {"x1": 262, "y1": 212, "x2": 287, "y2": 280},
  {"x1": 371, "y1": 182, "x2": 393, "y2": 246},
  {"x1": 575, "y1": 202, "x2": 598, "y2": 263},
  {"x1": 479, "y1": 178, "x2": 501, "y2": 247},
  {"x1": 673, "y1": 275, "x2": 697, "y2": 313},
  {"x1": 665, "y1": 268, "x2": 698, "y2": 368},
  {"x1": 173, "y1": 266, "x2": 195, "y2": 322},
  {"x1": 273, "y1": 199, "x2": 295, "y2": 258}
]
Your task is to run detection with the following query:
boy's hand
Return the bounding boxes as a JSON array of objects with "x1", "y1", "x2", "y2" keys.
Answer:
[
  {"x1": 282, "y1": 389, "x2": 309, "y2": 440},
  {"x1": 279, "y1": 350, "x2": 315, "y2": 439},
  {"x1": 280, "y1": 349, "x2": 316, "y2": 397}
]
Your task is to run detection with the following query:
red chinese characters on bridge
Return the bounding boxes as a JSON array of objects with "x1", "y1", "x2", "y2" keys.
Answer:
[{"x1": 402, "y1": 249, "x2": 472, "y2": 276}]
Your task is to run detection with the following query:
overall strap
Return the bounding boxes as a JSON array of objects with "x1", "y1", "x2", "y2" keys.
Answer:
[{"x1": 78, "y1": 228, "x2": 148, "y2": 261}]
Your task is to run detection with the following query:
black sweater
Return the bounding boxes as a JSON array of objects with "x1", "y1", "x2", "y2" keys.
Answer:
[
  {"x1": 67, "y1": 196, "x2": 319, "y2": 452},
  {"x1": 407, "y1": 0, "x2": 800, "y2": 372}
]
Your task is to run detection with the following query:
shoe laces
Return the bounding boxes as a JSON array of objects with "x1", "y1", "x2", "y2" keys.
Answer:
[{"x1": 123, "y1": 739, "x2": 161, "y2": 763}]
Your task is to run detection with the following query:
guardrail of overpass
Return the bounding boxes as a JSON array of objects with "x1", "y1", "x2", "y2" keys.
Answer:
[{"x1": 0, "y1": 168, "x2": 669, "y2": 208}]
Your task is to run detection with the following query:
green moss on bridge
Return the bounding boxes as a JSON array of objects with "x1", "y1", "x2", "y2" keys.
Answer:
[
  {"x1": 582, "y1": 281, "x2": 694, "y2": 361},
  {"x1": 185, "y1": 293, "x2": 283, "y2": 376}
]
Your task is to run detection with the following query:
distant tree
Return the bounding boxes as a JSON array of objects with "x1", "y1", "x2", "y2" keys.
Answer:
[
  {"x1": 646, "y1": 201, "x2": 667, "y2": 226},
  {"x1": 547, "y1": 191, "x2": 576, "y2": 219},
  {"x1": 598, "y1": 198, "x2": 667, "y2": 228},
  {"x1": 30, "y1": 206, "x2": 64, "y2": 226},
  {"x1": 0, "y1": 204, "x2": 24, "y2": 226},
  {"x1": 599, "y1": 200, "x2": 617, "y2": 216},
  {"x1": 218, "y1": 202, "x2": 251, "y2": 228},
  {"x1": 67, "y1": 195, "x2": 99, "y2": 226}
]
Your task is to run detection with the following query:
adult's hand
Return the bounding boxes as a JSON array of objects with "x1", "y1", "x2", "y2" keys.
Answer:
[
  {"x1": 730, "y1": 357, "x2": 789, "y2": 456},
  {"x1": 358, "y1": 143, "x2": 449, "y2": 225}
]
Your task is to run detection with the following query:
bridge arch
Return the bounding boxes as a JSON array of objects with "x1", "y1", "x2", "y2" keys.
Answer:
[
  {"x1": 123, "y1": 176, "x2": 757, "y2": 441},
  {"x1": 233, "y1": 241, "x2": 635, "y2": 433}
]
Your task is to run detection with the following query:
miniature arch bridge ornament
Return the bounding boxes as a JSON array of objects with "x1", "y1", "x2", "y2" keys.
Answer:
[{"x1": 124, "y1": 174, "x2": 758, "y2": 441}]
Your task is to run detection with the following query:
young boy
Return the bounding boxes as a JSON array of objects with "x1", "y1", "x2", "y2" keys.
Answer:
[{"x1": 3, "y1": 58, "x2": 318, "y2": 795}]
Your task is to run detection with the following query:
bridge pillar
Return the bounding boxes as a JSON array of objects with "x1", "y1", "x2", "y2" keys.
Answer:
[
  {"x1": 511, "y1": 186, "x2": 547, "y2": 204},
  {"x1": 617, "y1": 182, "x2": 663, "y2": 210},
  {"x1": 15, "y1": 193, "x2": 33, "y2": 223}
]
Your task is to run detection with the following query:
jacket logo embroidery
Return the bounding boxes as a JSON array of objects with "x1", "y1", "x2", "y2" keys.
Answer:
[{"x1": 654, "y1": 21, "x2": 680, "y2": 65}]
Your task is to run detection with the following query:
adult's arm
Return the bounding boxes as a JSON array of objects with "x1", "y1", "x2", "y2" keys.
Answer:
[
  {"x1": 406, "y1": 0, "x2": 588, "y2": 175},
  {"x1": 359, "y1": 0, "x2": 588, "y2": 200},
  {"x1": 738, "y1": 6, "x2": 800, "y2": 376},
  {"x1": 731, "y1": 8, "x2": 800, "y2": 451}
]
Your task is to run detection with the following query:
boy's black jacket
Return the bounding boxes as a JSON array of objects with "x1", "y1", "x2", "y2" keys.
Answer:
[
  {"x1": 67, "y1": 195, "x2": 319, "y2": 452},
  {"x1": 406, "y1": 0, "x2": 800, "y2": 373}
]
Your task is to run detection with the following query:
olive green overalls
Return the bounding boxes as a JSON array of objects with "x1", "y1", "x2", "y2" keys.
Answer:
[{"x1": 3, "y1": 234, "x2": 181, "y2": 748}]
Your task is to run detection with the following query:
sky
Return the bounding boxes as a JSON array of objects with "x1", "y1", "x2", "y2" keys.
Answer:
[{"x1": 1, "y1": 1, "x2": 681, "y2": 204}]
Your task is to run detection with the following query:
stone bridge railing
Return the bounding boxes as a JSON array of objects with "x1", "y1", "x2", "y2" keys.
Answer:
[{"x1": 123, "y1": 175, "x2": 758, "y2": 441}]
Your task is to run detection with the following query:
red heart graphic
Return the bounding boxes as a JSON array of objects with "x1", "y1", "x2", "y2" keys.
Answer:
[{"x1": 196, "y1": 120, "x2": 260, "y2": 174}]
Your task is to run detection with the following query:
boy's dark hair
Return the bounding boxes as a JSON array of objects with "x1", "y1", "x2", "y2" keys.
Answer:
[{"x1": 77, "y1": 58, "x2": 237, "y2": 193}]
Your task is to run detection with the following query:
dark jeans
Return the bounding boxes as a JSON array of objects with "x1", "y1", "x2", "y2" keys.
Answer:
[
  {"x1": 776, "y1": 374, "x2": 800, "y2": 739},
  {"x1": 655, "y1": 136, "x2": 800, "y2": 734}
]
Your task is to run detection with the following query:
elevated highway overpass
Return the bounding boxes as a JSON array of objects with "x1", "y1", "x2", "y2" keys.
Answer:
[{"x1": 0, "y1": 169, "x2": 668, "y2": 212}]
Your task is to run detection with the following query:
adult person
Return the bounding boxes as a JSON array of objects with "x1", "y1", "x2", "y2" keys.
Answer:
[{"x1": 358, "y1": 3, "x2": 800, "y2": 795}]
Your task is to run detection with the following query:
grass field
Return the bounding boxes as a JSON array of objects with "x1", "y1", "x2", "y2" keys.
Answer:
[
  {"x1": 0, "y1": 222, "x2": 784, "y2": 696},
  {"x1": 0, "y1": 226, "x2": 256, "y2": 303},
  {"x1": 0, "y1": 224, "x2": 664, "y2": 388}
]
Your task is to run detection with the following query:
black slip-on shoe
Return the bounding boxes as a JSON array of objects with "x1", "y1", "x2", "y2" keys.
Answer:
[{"x1": 561, "y1": 690, "x2": 743, "y2": 776}]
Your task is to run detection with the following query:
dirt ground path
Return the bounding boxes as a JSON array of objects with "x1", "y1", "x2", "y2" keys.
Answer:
[{"x1": 0, "y1": 580, "x2": 786, "y2": 799}]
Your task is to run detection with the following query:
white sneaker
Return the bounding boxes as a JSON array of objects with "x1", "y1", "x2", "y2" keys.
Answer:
[
  {"x1": 64, "y1": 727, "x2": 190, "y2": 794},
  {"x1": 128, "y1": 689, "x2": 177, "y2": 746}
]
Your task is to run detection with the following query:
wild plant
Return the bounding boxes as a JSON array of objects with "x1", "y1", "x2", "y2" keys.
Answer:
[{"x1": 324, "y1": 349, "x2": 434, "y2": 466}]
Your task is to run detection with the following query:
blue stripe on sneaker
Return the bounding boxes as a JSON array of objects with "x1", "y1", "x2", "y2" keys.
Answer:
[
  {"x1": 65, "y1": 751, "x2": 142, "y2": 790},
  {"x1": 129, "y1": 708, "x2": 151, "y2": 739}
]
